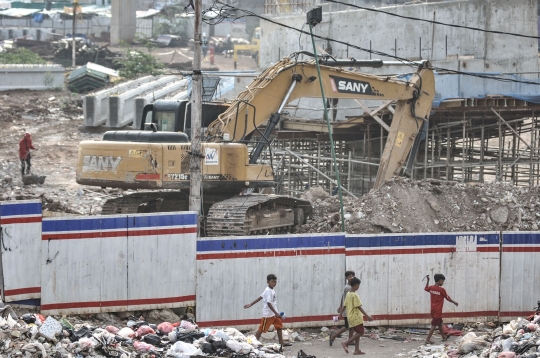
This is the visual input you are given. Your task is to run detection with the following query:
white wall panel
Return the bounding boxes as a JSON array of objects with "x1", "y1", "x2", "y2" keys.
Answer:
[{"x1": 0, "y1": 200, "x2": 42, "y2": 302}]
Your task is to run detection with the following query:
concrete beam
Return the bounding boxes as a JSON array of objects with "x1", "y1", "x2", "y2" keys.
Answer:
[
  {"x1": 83, "y1": 75, "x2": 155, "y2": 127},
  {"x1": 108, "y1": 76, "x2": 179, "y2": 128},
  {"x1": 134, "y1": 79, "x2": 188, "y2": 130},
  {"x1": 0, "y1": 65, "x2": 64, "y2": 91}
]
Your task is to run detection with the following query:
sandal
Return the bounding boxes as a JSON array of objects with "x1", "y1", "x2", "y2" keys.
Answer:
[
  {"x1": 329, "y1": 334, "x2": 335, "y2": 346},
  {"x1": 442, "y1": 336, "x2": 449, "y2": 342},
  {"x1": 341, "y1": 342, "x2": 349, "y2": 354},
  {"x1": 353, "y1": 351, "x2": 366, "y2": 355},
  {"x1": 282, "y1": 342, "x2": 293, "y2": 347},
  {"x1": 425, "y1": 340, "x2": 435, "y2": 345}
]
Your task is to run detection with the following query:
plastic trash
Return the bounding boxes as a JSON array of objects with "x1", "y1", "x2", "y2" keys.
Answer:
[
  {"x1": 502, "y1": 337, "x2": 515, "y2": 352},
  {"x1": 167, "y1": 341, "x2": 202, "y2": 358},
  {"x1": 143, "y1": 333, "x2": 161, "y2": 345},
  {"x1": 39, "y1": 316, "x2": 63, "y2": 341},
  {"x1": 216, "y1": 330, "x2": 230, "y2": 341},
  {"x1": 105, "y1": 326, "x2": 120, "y2": 335},
  {"x1": 280, "y1": 312, "x2": 287, "y2": 320},
  {"x1": 134, "y1": 340, "x2": 155, "y2": 352},
  {"x1": 21, "y1": 313, "x2": 36, "y2": 324},
  {"x1": 179, "y1": 320, "x2": 197, "y2": 330},
  {"x1": 135, "y1": 325, "x2": 155, "y2": 338},
  {"x1": 158, "y1": 322, "x2": 174, "y2": 334},
  {"x1": 458, "y1": 332, "x2": 489, "y2": 354},
  {"x1": 226, "y1": 340, "x2": 252, "y2": 354},
  {"x1": 118, "y1": 327, "x2": 135, "y2": 339},
  {"x1": 498, "y1": 352, "x2": 516, "y2": 358},
  {"x1": 169, "y1": 330, "x2": 178, "y2": 343}
]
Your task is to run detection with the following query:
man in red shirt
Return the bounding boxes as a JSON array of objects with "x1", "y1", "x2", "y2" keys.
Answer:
[
  {"x1": 19, "y1": 132, "x2": 37, "y2": 177},
  {"x1": 424, "y1": 274, "x2": 458, "y2": 344}
]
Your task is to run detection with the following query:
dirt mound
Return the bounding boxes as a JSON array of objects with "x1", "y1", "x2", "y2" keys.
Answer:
[{"x1": 299, "y1": 177, "x2": 540, "y2": 234}]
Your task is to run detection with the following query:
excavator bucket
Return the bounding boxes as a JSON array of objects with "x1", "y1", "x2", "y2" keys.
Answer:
[{"x1": 373, "y1": 66, "x2": 435, "y2": 189}]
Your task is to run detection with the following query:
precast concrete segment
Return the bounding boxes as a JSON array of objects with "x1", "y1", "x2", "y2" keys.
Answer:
[
  {"x1": 0, "y1": 200, "x2": 42, "y2": 302},
  {"x1": 107, "y1": 76, "x2": 179, "y2": 128},
  {"x1": 196, "y1": 233, "x2": 346, "y2": 329},
  {"x1": 0, "y1": 65, "x2": 64, "y2": 91},
  {"x1": 499, "y1": 232, "x2": 540, "y2": 319},
  {"x1": 346, "y1": 232, "x2": 501, "y2": 326},
  {"x1": 133, "y1": 79, "x2": 188, "y2": 129},
  {"x1": 83, "y1": 75, "x2": 155, "y2": 127},
  {"x1": 40, "y1": 212, "x2": 197, "y2": 315}
]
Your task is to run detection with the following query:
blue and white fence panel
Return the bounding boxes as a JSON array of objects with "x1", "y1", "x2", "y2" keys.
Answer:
[
  {"x1": 345, "y1": 232, "x2": 500, "y2": 326},
  {"x1": 196, "y1": 233, "x2": 345, "y2": 329},
  {"x1": 41, "y1": 215, "x2": 129, "y2": 315},
  {"x1": 40, "y1": 212, "x2": 197, "y2": 315},
  {"x1": 0, "y1": 200, "x2": 42, "y2": 302},
  {"x1": 126, "y1": 213, "x2": 198, "y2": 311},
  {"x1": 500, "y1": 232, "x2": 540, "y2": 320}
]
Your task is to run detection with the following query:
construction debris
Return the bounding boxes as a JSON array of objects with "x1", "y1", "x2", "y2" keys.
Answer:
[
  {"x1": 0, "y1": 308, "x2": 299, "y2": 358},
  {"x1": 68, "y1": 62, "x2": 119, "y2": 93},
  {"x1": 401, "y1": 316, "x2": 540, "y2": 358},
  {"x1": 298, "y1": 178, "x2": 540, "y2": 234}
]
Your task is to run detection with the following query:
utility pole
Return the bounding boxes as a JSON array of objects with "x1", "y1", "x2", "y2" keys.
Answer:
[
  {"x1": 189, "y1": 0, "x2": 203, "y2": 229},
  {"x1": 72, "y1": 0, "x2": 78, "y2": 67}
]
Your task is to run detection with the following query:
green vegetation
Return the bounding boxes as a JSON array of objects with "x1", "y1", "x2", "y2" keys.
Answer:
[
  {"x1": 114, "y1": 42, "x2": 163, "y2": 79},
  {"x1": 0, "y1": 47, "x2": 46, "y2": 64}
]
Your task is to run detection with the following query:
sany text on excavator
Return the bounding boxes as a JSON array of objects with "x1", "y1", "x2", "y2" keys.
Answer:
[{"x1": 76, "y1": 55, "x2": 435, "y2": 236}]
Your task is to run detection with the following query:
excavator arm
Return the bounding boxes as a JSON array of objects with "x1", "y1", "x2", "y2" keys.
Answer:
[{"x1": 206, "y1": 57, "x2": 435, "y2": 190}]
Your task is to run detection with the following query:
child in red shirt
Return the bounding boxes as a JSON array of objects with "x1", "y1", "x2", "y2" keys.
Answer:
[{"x1": 424, "y1": 274, "x2": 458, "y2": 344}]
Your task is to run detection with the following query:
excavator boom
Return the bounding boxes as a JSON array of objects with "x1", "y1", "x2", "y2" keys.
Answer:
[{"x1": 206, "y1": 57, "x2": 435, "y2": 189}]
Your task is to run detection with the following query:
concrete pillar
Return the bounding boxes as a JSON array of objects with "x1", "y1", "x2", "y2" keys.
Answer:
[{"x1": 111, "y1": 0, "x2": 136, "y2": 45}]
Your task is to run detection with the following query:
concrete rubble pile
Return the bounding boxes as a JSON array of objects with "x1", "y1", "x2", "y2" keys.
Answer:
[
  {"x1": 0, "y1": 305, "x2": 320, "y2": 358},
  {"x1": 298, "y1": 177, "x2": 540, "y2": 234},
  {"x1": 399, "y1": 316, "x2": 540, "y2": 358}
]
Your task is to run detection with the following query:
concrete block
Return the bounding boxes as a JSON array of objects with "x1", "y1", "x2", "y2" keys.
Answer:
[
  {"x1": 0, "y1": 65, "x2": 64, "y2": 91},
  {"x1": 133, "y1": 79, "x2": 188, "y2": 130},
  {"x1": 108, "y1": 76, "x2": 178, "y2": 128},
  {"x1": 83, "y1": 75, "x2": 155, "y2": 127}
]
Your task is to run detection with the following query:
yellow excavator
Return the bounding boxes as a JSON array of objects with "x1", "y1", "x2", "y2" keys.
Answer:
[{"x1": 76, "y1": 55, "x2": 435, "y2": 236}]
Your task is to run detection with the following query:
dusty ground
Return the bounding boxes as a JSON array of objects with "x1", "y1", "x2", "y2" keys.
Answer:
[{"x1": 0, "y1": 45, "x2": 258, "y2": 214}]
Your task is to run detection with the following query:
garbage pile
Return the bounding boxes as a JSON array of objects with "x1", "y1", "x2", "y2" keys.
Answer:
[
  {"x1": 0, "y1": 308, "x2": 294, "y2": 358},
  {"x1": 298, "y1": 178, "x2": 540, "y2": 234},
  {"x1": 402, "y1": 316, "x2": 540, "y2": 358}
]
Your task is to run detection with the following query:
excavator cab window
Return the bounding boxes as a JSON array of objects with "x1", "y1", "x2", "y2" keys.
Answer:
[{"x1": 156, "y1": 111, "x2": 176, "y2": 132}]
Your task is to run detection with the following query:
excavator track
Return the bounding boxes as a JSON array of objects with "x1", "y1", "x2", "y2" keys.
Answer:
[
  {"x1": 205, "y1": 194, "x2": 312, "y2": 237},
  {"x1": 101, "y1": 192, "x2": 189, "y2": 215}
]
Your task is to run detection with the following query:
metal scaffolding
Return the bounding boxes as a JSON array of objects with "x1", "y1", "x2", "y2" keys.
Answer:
[{"x1": 259, "y1": 97, "x2": 540, "y2": 198}]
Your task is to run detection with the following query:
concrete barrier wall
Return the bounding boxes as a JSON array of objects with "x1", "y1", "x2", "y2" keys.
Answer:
[
  {"x1": 500, "y1": 232, "x2": 540, "y2": 319},
  {"x1": 345, "y1": 232, "x2": 501, "y2": 326},
  {"x1": 40, "y1": 212, "x2": 197, "y2": 315},
  {"x1": 195, "y1": 233, "x2": 346, "y2": 329},
  {"x1": 0, "y1": 65, "x2": 64, "y2": 91},
  {"x1": 0, "y1": 200, "x2": 42, "y2": 302}
]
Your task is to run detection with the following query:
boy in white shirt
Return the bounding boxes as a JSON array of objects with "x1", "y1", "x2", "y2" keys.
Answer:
[{"x1": 244, "y1": 274, "x2": 291, "y2": 347}]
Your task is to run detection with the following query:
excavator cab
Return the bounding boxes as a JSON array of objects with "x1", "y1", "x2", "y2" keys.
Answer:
[{"x1": 141, "y1": 100, "x2": 230, "y2": 136}]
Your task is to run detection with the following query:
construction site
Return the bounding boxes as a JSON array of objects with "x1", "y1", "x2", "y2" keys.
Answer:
[{"x1": 1, "y1": 1, "x2": 540, "y2": 358}]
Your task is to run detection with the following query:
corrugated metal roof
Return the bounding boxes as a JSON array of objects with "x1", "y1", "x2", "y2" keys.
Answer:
[{"x1": 0, "y1": 7, "x2": 39, "y2": 17}]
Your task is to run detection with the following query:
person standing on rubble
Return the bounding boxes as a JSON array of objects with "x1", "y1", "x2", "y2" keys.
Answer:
[
  {"x1": 424, "y1": 274, "x2": 459, "y2": 345},
  {"x1": 329, "y1": 270, "x2": 355, "y2": 346},
  {"x1": 19, "y1": 132, "x2": 37, "y2": 177},
  {"x1": 244, "y1": 274, "x2": 292, "y2": 349}
]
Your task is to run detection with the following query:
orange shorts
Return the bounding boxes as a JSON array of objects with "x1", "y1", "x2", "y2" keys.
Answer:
[{"x1": 258, "y1": 316, "x2": 284, "y2": 333}]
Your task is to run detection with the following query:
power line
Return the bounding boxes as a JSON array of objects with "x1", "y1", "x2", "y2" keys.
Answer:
[
  {"x1": 325, "y1": 0, "x2": 540, "y2": 40},
  {"x1": 211, "y1": 1, "x2": 540, "y2": 86}
]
